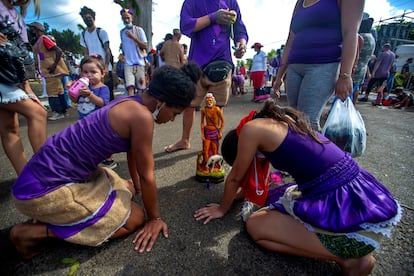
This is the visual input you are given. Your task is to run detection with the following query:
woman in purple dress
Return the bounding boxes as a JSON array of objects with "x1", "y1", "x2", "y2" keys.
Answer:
[{"x1": 195, "y1": 100, "x2": 401, "y2": 275}]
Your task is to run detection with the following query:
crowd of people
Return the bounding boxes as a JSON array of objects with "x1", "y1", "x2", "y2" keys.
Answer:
[{"x1": 0, "y1": 0, "x2": 406, "y2": 275}]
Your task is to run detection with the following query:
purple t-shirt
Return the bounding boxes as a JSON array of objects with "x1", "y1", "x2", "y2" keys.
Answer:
[
  {"x1": 180, "y1": 0, "x2": 248, "y2": 68},
  {"x1": 374, "y1": 50, "x2": 395, "y2": 78},
  {"x1": 288, "y1": 0, "x2": 342, "y2": 64}
]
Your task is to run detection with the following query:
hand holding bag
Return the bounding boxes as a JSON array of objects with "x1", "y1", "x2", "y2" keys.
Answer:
[{"x1": 322, "y1": 97, "x2": 366, "y2": 157}]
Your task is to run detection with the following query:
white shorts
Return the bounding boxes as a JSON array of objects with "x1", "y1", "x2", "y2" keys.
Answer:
[
  {"x1": 124, "y1": 65, "x2": 146, "y2": 91},
  {"x1": 0, "y1": 83, "x2": 32, "y2": 104}
]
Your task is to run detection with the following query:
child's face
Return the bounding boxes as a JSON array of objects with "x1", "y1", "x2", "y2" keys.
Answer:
[{"x1": 81, "y1": 62, "x2": 104, "y2": 86}]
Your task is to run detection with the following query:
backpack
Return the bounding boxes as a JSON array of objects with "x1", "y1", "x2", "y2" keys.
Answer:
[{"x1": 82, "y1": 27, "x2": 114, "y2": 67}]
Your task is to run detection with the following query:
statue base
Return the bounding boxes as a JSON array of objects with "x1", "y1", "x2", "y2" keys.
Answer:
[{"x1": 195, "y1": 151, "x2": 225, "y2": 184}]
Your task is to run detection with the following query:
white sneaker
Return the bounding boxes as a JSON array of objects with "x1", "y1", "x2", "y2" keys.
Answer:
[{"x1": 48, "y1": 112, "x2": 65, "y2": 121}]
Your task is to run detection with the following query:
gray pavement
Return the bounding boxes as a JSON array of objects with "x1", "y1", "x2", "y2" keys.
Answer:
[{"x1": 0, "y1": 87, "x2": 413, "y2": 275}]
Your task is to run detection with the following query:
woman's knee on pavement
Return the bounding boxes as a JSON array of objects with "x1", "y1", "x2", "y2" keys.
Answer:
[{"x1": 124, "y1": 202, "x2": 145, "y2": 233}]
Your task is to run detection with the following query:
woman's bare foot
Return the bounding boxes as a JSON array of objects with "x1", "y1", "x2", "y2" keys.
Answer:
[
  {"x1": 339, "y1": 254, "x2": 376, "y2": 276},
  {"x1": 10, "y1": 222, "x2": 50, "y2": 259},
  {"x1": 164, "y1": 141, "x2": 190, "y2": 153}
]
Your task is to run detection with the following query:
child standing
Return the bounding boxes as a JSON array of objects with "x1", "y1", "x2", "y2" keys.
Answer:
[{"x1": 69, "y1": 54, "x2": 116, "y2": 168}]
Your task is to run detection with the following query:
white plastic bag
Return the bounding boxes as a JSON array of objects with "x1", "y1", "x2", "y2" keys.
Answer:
[{"x1": 322, "y1": 97, "x2": 366, "y2": 157}]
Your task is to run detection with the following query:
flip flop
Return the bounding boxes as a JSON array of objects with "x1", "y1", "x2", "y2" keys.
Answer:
[{"x1": 164, "y1": 144, "x2": 189, "y2": 153}]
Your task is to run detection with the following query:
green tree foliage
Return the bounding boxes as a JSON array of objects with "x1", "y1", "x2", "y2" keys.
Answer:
[{"x1": 49, "y1": 28, "x2": 83, "y2": 55}]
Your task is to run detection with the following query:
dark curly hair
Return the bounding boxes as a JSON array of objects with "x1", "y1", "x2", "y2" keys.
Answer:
[
  {"x1": 79, "y1": 6, "x2": 96, "y2": 19},
  {"x1": 148, "y1": 62, "x2": 202, "y2": 109}
]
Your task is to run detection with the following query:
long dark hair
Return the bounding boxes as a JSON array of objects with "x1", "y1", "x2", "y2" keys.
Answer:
[
  {"x1": 221, "y1": 99, "x2": 325, "y2": 166},
  {"x1": 256, "y1": 99, "x2": 324, "y2": 143}
]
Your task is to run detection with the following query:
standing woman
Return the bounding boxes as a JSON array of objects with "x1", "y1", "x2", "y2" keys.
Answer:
[
  {"x1": 249, "y1": 42, "x2": 267, "y2": 101},
  {"x1": 273, "y1": 0, "x2": 364, "y2": 131},
  {"x1": 0, "y1": 0, "x2": 46, "y2": 175}
]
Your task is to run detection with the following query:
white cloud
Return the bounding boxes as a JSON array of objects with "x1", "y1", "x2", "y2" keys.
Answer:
[{"x1": 24, "y1": 0, "x2": 412, "y2": 62}]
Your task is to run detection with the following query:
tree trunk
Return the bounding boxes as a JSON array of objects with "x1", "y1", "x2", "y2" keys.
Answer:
[{"x1": 134, "y1": 0, "x2": 153, "y2": 49}]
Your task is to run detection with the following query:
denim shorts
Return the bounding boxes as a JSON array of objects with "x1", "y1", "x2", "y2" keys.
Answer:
[{"x1": 0, "y1": 83, "x2": 32, "y2": 104}]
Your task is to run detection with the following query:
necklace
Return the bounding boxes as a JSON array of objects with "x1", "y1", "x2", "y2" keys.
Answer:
[
  {"x1": 203, "y1": 0, "x2": 221, "y2": 46},
  {"x1": 302, "y1": 0, "x2": 320, "y2": 8}
]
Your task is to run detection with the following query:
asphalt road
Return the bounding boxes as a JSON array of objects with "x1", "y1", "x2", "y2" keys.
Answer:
[{"x1": 0, "y1": 87, "x2": 413, "y2": 275}]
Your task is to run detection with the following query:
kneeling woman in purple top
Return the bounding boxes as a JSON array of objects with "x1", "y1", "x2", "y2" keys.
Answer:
[
  {"x1": 195, "y1": 100, "x2": 401, "y2": 276},
  {"x1": 11, "y1": 62, "x2": 202, "y2": 258}
]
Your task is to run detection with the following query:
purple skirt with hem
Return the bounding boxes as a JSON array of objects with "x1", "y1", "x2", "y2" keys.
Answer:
[{"x1": 267, "y1": 154, "x2": 401, "y2": 235}]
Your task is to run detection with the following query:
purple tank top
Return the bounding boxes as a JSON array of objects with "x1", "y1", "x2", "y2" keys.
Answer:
[
  {"x1": 262, "y1": 128, "x2": 345, "y2": 184},
  {"x1": 288, "y1": 0, "x2": 342, "y2": 64},
  {"x1": 15, "y1": 95, "x2": 143, "y2": 192}
]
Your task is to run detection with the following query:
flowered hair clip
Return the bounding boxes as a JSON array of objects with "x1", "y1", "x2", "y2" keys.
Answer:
[{"x1": 120, "y1": 8, "x2": 134, "y2": 16}]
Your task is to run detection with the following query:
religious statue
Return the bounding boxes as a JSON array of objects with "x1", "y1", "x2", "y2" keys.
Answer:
[{"x1": 196, "y1": 93, "x2": 225, "y2": 183}]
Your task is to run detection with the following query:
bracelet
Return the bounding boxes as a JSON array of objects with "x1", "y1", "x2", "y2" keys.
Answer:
[
  {"x1": 209, "y1": 12, "x2": 216, "y2": 24},
  {"x1": 339, "y1": 72, "x2": 351, "y2": 79},
  {"x1": 150, "y1": 217, "x2": 162, "y2": 221}
]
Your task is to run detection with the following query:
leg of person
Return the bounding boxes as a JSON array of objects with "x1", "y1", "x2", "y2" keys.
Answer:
[
  {"x1": 4, "y1": 98, "x2": 47, "y2": 153},
  {"x1": 134, "y1": 66, "x2": 146, "y2": 94},
  {"x1": 361, "y1": 77, "x2": 379, "y2": 101},
  {"x1": 104, "y1": 71, "x2": 115, "y2": 101},
  {"x1": 297, "y1": 62, "x2": 339, "y2": 131},
  {"x1": 111, "y1": 202, "x2": 145, "y2": 239},
  {"x1": 0, "y1": 110, "x2": 26, "y2": 174},
  {"x1": 246, "y1": 210, "x2": 375, "y2": 276},
  {"x1": 10, "y1": 221, "x2": 56, "y2": 259},
  {"x1": 165, "y1": 74, "x2": 210, "y2": 153},
  {"x1": 124, "y1": 65, "x2": 136, "y2": 96},
  {"x1": 285, "y1": 64, "x2": 304, "y2": 109},
  {"x1": 164, "y1": 106, "x2": 194, "y2": 153}
]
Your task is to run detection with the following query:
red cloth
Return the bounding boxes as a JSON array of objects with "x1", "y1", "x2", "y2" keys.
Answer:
[
  {"x1": 236, "y1": 110, "x2": 270, "y2": 206},
  {"x1": 250, "y1": 71, "x2": 265, "y2": 89}
]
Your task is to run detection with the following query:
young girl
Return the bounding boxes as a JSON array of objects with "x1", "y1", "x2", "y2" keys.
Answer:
[
  {"x1": 195, "y1": 100, "x2": 401, "y2": 276},
  {"x1": 69, "y1": 54, "x2": 116, "y2": 168}
]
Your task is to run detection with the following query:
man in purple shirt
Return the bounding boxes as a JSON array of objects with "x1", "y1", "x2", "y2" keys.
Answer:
[
  {"x1": 360, "y1": 43, "x2": 395, "y2": 102},
  {"x1": 164, "y1": 0, "x2": 248, "y2": 153}
]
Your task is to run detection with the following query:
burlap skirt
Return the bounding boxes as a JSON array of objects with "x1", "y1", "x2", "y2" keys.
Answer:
[{"x1": 13, "y1": 167, "x2": 132, "y2": 246}]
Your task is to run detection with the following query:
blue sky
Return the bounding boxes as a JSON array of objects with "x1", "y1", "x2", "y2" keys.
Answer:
[{"x1": 23, "y1": 0, "x2": 413, "y2": 61}]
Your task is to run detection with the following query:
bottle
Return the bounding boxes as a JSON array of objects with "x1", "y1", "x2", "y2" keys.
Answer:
[{"x1": 68, "y1": 77, "x2": 89, "y2": 98}]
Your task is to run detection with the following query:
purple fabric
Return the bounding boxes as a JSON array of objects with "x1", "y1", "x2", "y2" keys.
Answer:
[
  {"x1": 267, "y1": 155, "x2": 399, "y2": 233},
  {"x1": 288, "y1": 0, "x2": 342, "y2": 64},
  {"x1": 47, "y1": 190, "x2": 116, "y2": 239},
  {"x1": 180, "y1": 0, "x2": 248, "y2": 68},
  {"x1": 263, "y1": 129, "x2": 399, "y2": 234},
  {"x1": 262, "y1": 129, "x2": 345, "y2": 184},
  {"x1": 12, "y1": 95, "x2": 143, "y2": 199},
  {"x1": 373, "y1": 50, "x2": 395, "y2": 78}
]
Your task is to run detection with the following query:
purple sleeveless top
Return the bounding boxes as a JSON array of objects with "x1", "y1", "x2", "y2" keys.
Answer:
[
  {"x1": 288, "y1": 0, "x2": 342, "y2": 64},
  {"x1": 13, "y1": 95, "x2": 143, "y2": 199},
  {"x1": 262, "y1": 128, "x2": 345, "y2": 184}
]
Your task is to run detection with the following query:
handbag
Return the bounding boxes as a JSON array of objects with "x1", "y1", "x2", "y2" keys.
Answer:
[
  {"x1": 322, "y1": 97, "x2": 367, "y2": 157},
  {"x1": 203, "y1": 60, "x2": 233, "y2": 83},
  {"x1": 240, "y1": 153, "x2": 271, "y2": 206},
  {"x1": 0, "y1": 18, "x2": 34, "y2": 84}
]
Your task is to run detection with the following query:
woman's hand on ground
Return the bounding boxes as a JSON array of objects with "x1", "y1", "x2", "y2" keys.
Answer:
[
  {"x1": 132, "y1": 218, "x2": 168, "y2": 253},
  {"x1": 194, "y1": 203, "x2": 224, "y2": 224}
]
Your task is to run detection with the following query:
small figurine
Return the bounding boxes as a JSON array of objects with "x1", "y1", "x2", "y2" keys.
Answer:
[{"x1": 196, "y1": 93, "x2": 225, "y2": 183}]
